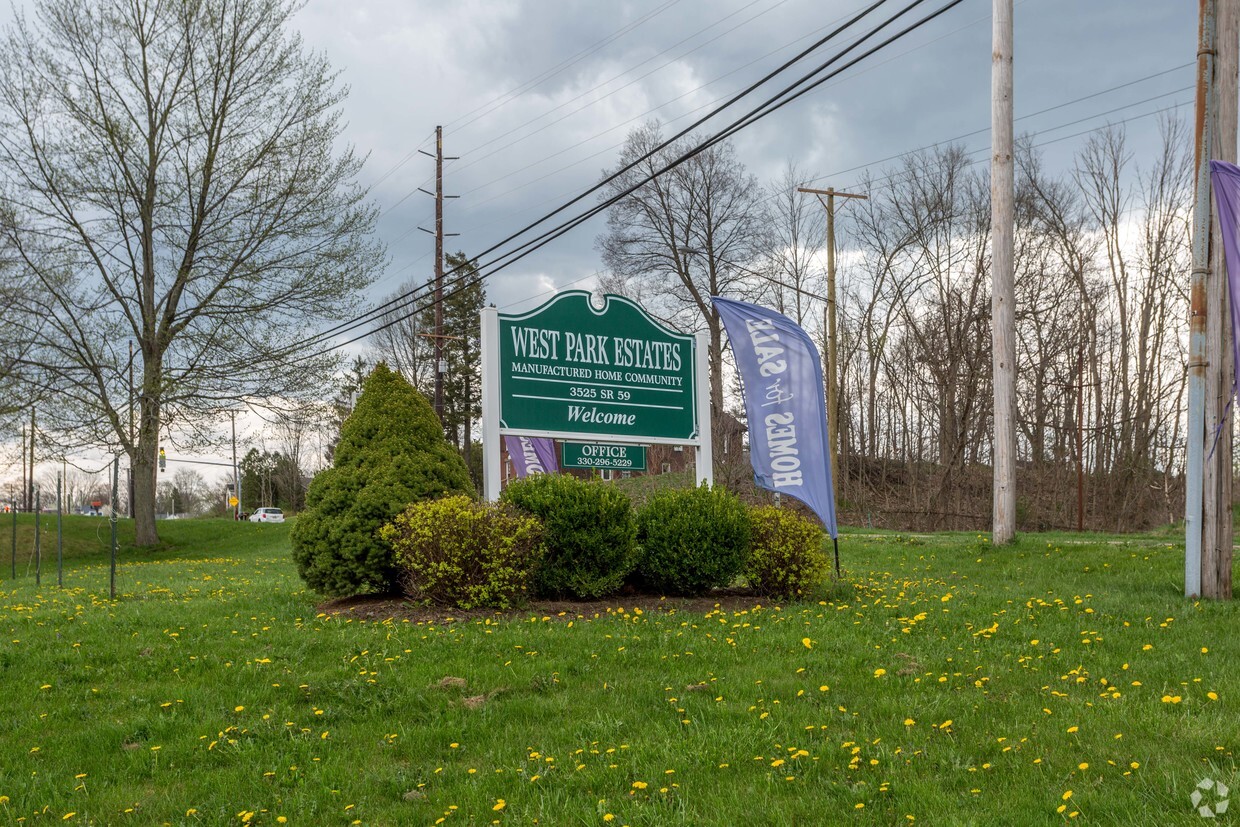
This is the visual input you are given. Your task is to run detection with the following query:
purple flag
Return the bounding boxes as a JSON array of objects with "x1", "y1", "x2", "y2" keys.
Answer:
[
  {"x1": 1209, "y1": 160, "x2": 1240, "y2": 399},
  {"x1": 711, "y1": 296, "x2": 837, "y2": 538},
  {"x1": 505, "y1": 435, "x2": 559, "y2": 478}
]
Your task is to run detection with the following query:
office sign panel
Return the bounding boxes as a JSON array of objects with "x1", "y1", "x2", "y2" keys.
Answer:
[
  {"x1": 562, "y1": 442, "x2": 647, "y2": 471},
  {"x1": 498, "y1": 292, "x2": 697, "y2": 441}
]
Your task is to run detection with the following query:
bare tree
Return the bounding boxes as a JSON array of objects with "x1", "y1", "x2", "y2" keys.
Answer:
[
  {"x1": 597, "y1": 121, "x2": 766, "y2": 430},
  {"x1": 371, "y1": 285, "x2": 434, "y2": 393},
  {"x1": 0, "y1": 0, "x2": 383, "y2": 544},
  {"x1": 761, "y1": 164, "x2": 826, "y2": 327}
]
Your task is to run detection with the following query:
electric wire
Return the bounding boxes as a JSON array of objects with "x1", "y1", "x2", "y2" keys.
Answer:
[
  {"x1": 293, "y1": 0, "x2": 965, "y2": 362},
  {"x1": 285, "y1": 0, "x2": 903, "y2": 356}
]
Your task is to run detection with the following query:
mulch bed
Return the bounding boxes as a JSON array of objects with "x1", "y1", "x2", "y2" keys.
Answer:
[{"x1": 316, "y1": 588, "x2": 777, "y2": 623}]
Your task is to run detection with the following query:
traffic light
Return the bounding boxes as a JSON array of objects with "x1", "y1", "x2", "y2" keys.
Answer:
[{"x1": 158, "y1": 447, "x2": 166, "y2": 472}]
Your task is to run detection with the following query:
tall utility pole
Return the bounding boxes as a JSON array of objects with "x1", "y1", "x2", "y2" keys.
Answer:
[
  {"x1": 1204, "y1": 0, "x2": 1237, "y2": 600},
  {"x1": 20, "y1": 425, "x2": 26, "y2": 513},
  {"x1": 419, "y1": 126, "x2": 459, "y2": 426},
  {"x1": 797, "y1": 186, "x2": 867, "y2": 480},
  {"x1": 990, "y1": 0, "x2": 1017, "y2": 545},
  {"x1": 1195, "y1": 0, "x2": 1236, "y2": 601}
]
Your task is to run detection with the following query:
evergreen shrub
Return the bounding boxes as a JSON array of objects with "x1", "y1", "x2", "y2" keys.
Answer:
[
  {"x1": 745, "y1": 505, "x2": 828, "y2": 598},
  {"x1": 501, "y1": 473, "x2": 636, "y2": 599},
  {"x1": 291, "y1": 364, "x2": 474, "y2": 596},
  {"x1": 380, "y1": 495, "x2": 543, "y2": 610},
  {"x1": 633, "y1": 484, "x2": 751, "y2": 596}
]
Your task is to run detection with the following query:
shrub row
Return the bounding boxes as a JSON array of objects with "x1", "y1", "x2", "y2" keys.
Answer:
[{"x1": 381, "y1": 476, "x2": 830, "y2": 609}]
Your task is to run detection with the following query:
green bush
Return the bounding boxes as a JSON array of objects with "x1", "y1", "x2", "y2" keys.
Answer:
[
  {"x1": 291, "y1": 363, "x2": 474, "y2": 596},
  {"x1": 745, "y1": 506, "x2": 828, "y2": 598},
  {"x1": 633, "y1": 484, "x2": 751, "y2": 596},
  {"x1": 501, "y1": 473, "x2": 636, "y2": 599},
  {"x1": 380, "y1": 496, "x2": 543, "y2": 610}
]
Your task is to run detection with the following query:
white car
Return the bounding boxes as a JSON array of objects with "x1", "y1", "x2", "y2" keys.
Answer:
[{"x1": 249, "y1": 507, "x2": 285, "y2": 523}]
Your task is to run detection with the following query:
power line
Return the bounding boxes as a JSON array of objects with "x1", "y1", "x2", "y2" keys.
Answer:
[
  {"x1": 287, "y1": 0, "x2": 904, "y2": 357},
  {"x1": 293, "y1": 0, "x2": 966, "y2": 363}
]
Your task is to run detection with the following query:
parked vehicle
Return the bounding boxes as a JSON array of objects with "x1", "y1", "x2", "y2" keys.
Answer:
[{"x1": 249, "y1": 507, "x2": 285, "y2": 523}]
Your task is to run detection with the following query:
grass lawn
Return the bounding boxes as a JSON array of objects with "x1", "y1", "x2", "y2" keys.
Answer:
[{"x1": 0, "y1": 515, "x2": 1236, "y2": 825}]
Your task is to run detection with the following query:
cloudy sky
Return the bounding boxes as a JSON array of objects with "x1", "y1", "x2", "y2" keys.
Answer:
[{"x1": 287, "y1": 0, "x2": 1194, "y2": 328}]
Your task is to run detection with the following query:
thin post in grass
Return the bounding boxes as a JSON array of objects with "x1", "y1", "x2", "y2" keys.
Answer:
[
  {"x1": 56, "y1": 473, "x2": 63, "y2": 587},
  {"x1": 110, "y1": 458, "x2": 118, "y2": 600},
  {"x1": 34, "y1": 488, "x2": 40, "y2": 586},
  {"x1": 9, "y1": 499, "x2": 14, "y2": 579}
]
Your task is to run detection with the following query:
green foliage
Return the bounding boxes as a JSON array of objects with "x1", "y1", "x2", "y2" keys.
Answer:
[
  {"x1": 501, "y1": 473, "x2": 637, "y2": 599},
  {"x1": 380, "y1": 495, "x2": 543, "y2": 610},
  {"x1": 633, "y1": 484, "x2": 751, "y2": 596},
  {"x1": 291, "y1": 363, "x2": 473, "y2": 596},
  {"x1": 745, "y1": 505, "x2": 828, "y2": 598}
]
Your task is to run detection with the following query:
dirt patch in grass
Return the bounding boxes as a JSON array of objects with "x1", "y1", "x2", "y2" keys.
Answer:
[{"x1": 316, "y1": 588, "x2": 775, "y2": 623}]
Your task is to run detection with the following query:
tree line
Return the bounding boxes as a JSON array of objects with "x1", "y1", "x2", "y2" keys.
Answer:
[{"x1": 589, "y1": 119, "x2": 1194, "y2": 531}]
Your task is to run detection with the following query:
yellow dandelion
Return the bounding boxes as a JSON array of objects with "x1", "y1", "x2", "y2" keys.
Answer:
[
  {"x1": 234, "y1": 705, "x2": 245, "y2": 712},
  {"x1": 874, "y1": 668, "x2": 887, "y2": 678},
  {"x1": 1062, "y1": 791, "x2": 1073, "y2": 801},
  {"x1": 1078, "y1": 763, "x2": 1088, "y2": 771},
  {"x1": 802, "y1": 638, "x2": 812, "y2": 649},
  {"x1": 493, "y1": 799, "x2": 506, "y2": 811},
  {"x1": 632, "y1": 781, "x2": 648, "y2": 790}
]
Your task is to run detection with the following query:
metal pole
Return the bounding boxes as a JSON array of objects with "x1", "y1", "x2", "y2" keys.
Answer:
[
  {"x1": 57, "y1": 473, "x2": 63, "y2": 587},
  {"x1": 110, "y1": 458, "x2": 119, "y2": 600},
  {"x1": 231, "y1": 411, "x2": 240, "y2": 520},
  {"x1": 9, "y1": 497, "x2": 15, "y2": 579},
  {"x1": 434, "y1": 125, "x2": 445, "y2": 422},
  {"x1": 33, "y1": 488, "x2": 40, "y2": 586},
  {"x1": 1186, "y1": 0, "x2": 1217, "y2": 599},
  {"x1": 128, "y1": 340, "x2": 135, "y2": 519},
  {"x1": 28, "y1": 408, "x2": 35, "y2": 515}
]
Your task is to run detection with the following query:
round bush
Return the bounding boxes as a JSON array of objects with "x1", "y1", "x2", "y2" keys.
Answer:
[
  {"x1": 501, "y1": 473, "x2": 636, "y2": 599},
  {"x1": 291, "y1": 363, "x2": 474, "y2": 596},
  {"x1": 634, "y1": 484, "x2": 751, "y2": 596},
  {"x1": 745, "y1": 505, "x2": 828, "y2": 598},
  {"x1": 380, "y1": 495, "x2": 544, "y2": 610}
]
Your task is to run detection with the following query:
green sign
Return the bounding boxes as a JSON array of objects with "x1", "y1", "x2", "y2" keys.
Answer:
[
  {"x1": 498, "y1": 292, "x2": 697, "y2": 441},
  {"x1": 562, "y1": 442, "x2": 647, "y2": 471}
]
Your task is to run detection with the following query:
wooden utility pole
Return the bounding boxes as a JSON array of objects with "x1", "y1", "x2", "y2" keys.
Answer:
[
  {"x1": 1203, "y1": 0, "x2": 1236, "y2": 600},
  {"x1": 419, "y1": 127, "x2": 460, "y2": 429},
  {"x1": 990, "y1": 0, "x2": 1017, "y2": 545},
  {"x1": 797, "y1": 186, "x2": 867, "y2": 479},
  {"x1": 1187, "y1": 0, "x2": 1218, "y2": 599}
]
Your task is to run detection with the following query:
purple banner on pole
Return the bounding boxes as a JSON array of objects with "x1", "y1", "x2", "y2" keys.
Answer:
[
  {"x1": 1209, "y1": 160, "x2": 1240, "y2": 399},
  {"x1": 711, "y1": 296, "x2": 837, "y2": 538},
  {"x1": 505, "y1": 435, "x2": 559, "y2": 478}
]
